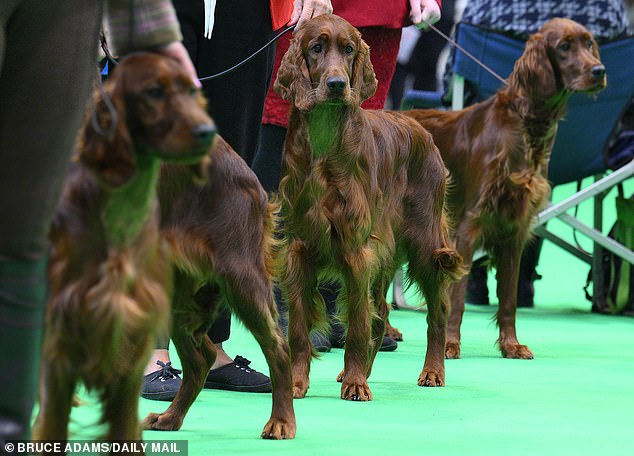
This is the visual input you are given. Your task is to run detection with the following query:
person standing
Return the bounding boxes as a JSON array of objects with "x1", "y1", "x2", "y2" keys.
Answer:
[{"x1": 0, "y1": 0, "x2": 198, "y2": 442}]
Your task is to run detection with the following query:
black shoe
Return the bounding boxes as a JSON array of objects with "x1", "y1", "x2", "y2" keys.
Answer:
[
  {"x1": 466, "y1": 263, "x2": 489, "y2": 305},
  {"x1": 329, "y1": 321, "x2": 346, "y2": 348},
  {"x1": 517, "y1": 273, "x2": 540, "y2": 308},
  {"x1": 204, "y1": 355, "x2": 272, "y2": 393},
  {"x1": 379, "y1": 336, "x2": 398, "y2": 352},
  {"x1": 310, "y1": 332, "x2": 332, "y2": 352},
  {"x1": 141, "y1": 360, "x2": 182, "y2": 401}
]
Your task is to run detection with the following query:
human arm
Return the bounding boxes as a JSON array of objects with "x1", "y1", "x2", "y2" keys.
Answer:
[{"x1": 105, "y1": 0, "x2": 200, "y2": 86}]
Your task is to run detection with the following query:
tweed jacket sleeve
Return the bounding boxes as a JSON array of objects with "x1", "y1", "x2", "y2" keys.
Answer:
[{"x1": 105, "y1": 0, "x2": 183, "y2": 55}]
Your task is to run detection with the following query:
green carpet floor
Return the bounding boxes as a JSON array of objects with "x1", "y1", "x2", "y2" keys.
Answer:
[{"x1": 65, "y1": 179, "x2": 634, "y2": 455}]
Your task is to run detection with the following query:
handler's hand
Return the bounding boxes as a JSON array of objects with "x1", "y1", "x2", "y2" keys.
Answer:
[
  {"x1": 156, "y1": 41, "x2": 201, "y2": 88},
  {"x1": 289, "y1": 0, "x2": 333, "y2": 29},
  {"x1": 409, "y1": 0, "x2": 442, "y2": 30}
]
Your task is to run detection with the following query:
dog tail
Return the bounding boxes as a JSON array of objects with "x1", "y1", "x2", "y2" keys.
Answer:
[
  {"x1": 264, "y1": 198, "x2": 283, "y2": 282},
  {"x1": 433, "y1": 247, "x2": 467, "y2": 282}
]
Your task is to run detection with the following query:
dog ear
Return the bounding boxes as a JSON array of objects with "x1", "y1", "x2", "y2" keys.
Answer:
[
  {"x1": 510, "y1": 33, "x2": 558, "y2": 100},
  {"x1": 351, "y1": 33, "x2": 378, "y2": 105},
  {"x1": 274, "y1": 32, "x2": 315, "y2": 111},
  {"x1": 77, "y1": 74, "x2": 136, "y2": 189}
]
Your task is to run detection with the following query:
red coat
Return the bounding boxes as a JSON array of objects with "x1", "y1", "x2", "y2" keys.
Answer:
[
  {"x1": 271, "y1": 0, "x2": 293, "y2": 29},
  {"x1": 272, "y1": 0, "x2": 443, "y2": 30},
  {"x1": 264, "y1": 0, "x2": 444, "y2": 127},
  {"x1": 334, "y1": 0, "x2": 442, "y2": 29}
]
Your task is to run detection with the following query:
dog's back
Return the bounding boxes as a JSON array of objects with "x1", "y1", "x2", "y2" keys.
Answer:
[
  {"x1": 404, "y1": 100, "x2": 533, "y2": 226},
  {"x1": 158, "y1": 136, "x2": 274, "y2": 280}
]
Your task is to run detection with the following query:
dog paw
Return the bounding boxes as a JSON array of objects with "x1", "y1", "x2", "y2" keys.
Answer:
[
  {"x1": 341, "y1": 381, "x2": 372, "y2": 401},
  {"x1": 292, "y1": 381, "x2": 308, "y2": 399},
  {"x1": 445, "y1": 341, "x2": 461, "y2": 359},
  {"x1": 418, "y1": 370, "x2": 445, "y2": 387},
  {"x1": 501, "y1": 344, "x2": 534, "y2": 359},
  {"x1": 385, "y1": 322, "x2": 403, "y2": 341},
  {"x1": 142, "y1": 412, "x2": 183, "y2": 431},
  {"x1": 261, "y1": 417, "x2": 297, "y2": 440},
  {"x1": 336, "y1": 369, "x2": 344, "y2": 383}
]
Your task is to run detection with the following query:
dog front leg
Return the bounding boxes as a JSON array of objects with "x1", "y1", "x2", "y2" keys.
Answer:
[
  {"x1": 283, "y1": 240, "x2": 320, "y2": 399},
  {"x1": 143, "y1": 272, "x2": 217, "y2": 431},
  {"x1": 32, "y1": 362, "x2": 74, "y2": 444},
  {"x1": 340, "y1": 255, "x2": 373, "y2": 401},
  {"x1": 103, "y1": 372, "x2": 146, "y2": 441},
  {"x1": 366, "y1": 272, "x2": 392, "y2": 379},
  {"x1": 144, "y1": 325, "x2": 215, "y2": 431},
  {"x1": 494, "y1": 241, "x2": 534, "y2": 359}
]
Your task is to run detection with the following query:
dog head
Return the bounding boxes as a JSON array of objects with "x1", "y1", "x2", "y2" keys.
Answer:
[
  {"x1": 512, "y1": 18, "x2": 606, "y2": 100},
  {"x1": 275, "y1": 14, "x2": 377, "y2": 111},
  {"x1": 78, "y1": 53, "x2": 215, "y2": 188}
]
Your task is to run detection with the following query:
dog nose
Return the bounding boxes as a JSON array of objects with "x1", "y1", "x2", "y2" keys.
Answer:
[
  {"x1": 591, "y1": 65, "x2": 606, "y2": 79},
  {"x1": 326, "y1": 76, "x2": 347, "y2": 94},
  {"x1": 192, "y1": 124, "x2": 216, "y2": 146}
]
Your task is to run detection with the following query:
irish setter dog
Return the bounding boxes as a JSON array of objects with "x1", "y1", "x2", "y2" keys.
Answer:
[
  {"x1": 36, "y1": 52, "x2": 295, "y2": 442},
  {"x1": 275, "y1": 14, "x2": 464, "y2": 401},
  {"x1": 35, "y1": 53, "x2": 214, "y2": 442},
  {"x1": 405, "y1": 18, "x2": 606, "y2": 359},
  {"x1": 145, "y1": 136, "x2": 295, "y2": 440}
]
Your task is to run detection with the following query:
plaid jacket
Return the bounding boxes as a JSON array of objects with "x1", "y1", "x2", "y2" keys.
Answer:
[
  {"x1": 461, "y1": 0, "x2": 631, "y2": 41},
  {"x1": 105, "y1": 0, "x2": 182, "y2": 54}
]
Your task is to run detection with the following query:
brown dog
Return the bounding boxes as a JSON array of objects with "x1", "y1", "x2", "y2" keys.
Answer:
[
  {"x1": 142, "y1": 132, "x2": 296, "y2": 439},
  {"x1": 405, "y1": 18, "x2": 606, "y2": 359},
  {"x1": 275, "y1": 14, "x2": 464, "y2": 401},
  {"x1": 35, "y1": 53, "x2": 214, "y2": 442}
]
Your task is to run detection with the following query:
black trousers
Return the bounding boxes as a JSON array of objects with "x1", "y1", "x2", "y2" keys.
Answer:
[
  {"x1": 0, "y1": 0, "x2": 102, "y2": 259},
  {"x1": 173, "y1": 0, "x2": 276, "y2": 165},
  {"x1": 172, "y1": 0, "x2": 276, "y2": 344}
]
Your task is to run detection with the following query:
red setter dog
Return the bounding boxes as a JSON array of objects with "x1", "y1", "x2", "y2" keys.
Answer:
[
  {"x1": 275, "y1": 14, "x2": 464, "y2": 401},
  {"x1": 144, "y1": 137, "x2": 295, "y2": 439},
  {"x1": 36, "y1": 52, "x2": 295, "y2": 442},
  {"x1": 405, "y1": 18, "x2": 606, "y2": 359},
  {"x1": 144, "y1": 98, "x2": 295, "y2": 438},
  {"x1": 35, "y1": 53, "x2": 214, "y2": 441}
]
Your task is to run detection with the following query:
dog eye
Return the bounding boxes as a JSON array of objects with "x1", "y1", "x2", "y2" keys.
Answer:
[
  {"x1": 312, "y1": 43, "x2": 322, "y2": 53},
  {"x1": 587, "y1": 40, "x2": 594, "y2": 49},
  {"x1": 344, "y1": 45, "x2": 354, "y2": 54},
  {"x1": 145, "y1": 86, "x2": 165, "y2": 99},
  {"x1": 559, "y1": 42, "x2": 571, "y2": 51}
]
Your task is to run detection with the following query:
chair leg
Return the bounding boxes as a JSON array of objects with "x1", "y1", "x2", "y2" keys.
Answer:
[{"x1": 591, "y1": 179, "x2": 606, "y2": 311}]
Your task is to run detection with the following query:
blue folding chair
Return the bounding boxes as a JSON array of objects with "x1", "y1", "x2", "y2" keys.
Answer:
[{"x1": 394, "y1": 22, "x2": 634, "y2": 311}]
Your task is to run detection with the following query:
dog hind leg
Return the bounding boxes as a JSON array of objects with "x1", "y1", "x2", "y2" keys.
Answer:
[{"x1": 226, "y1": 268, "x2": 296, "y2": 439}]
